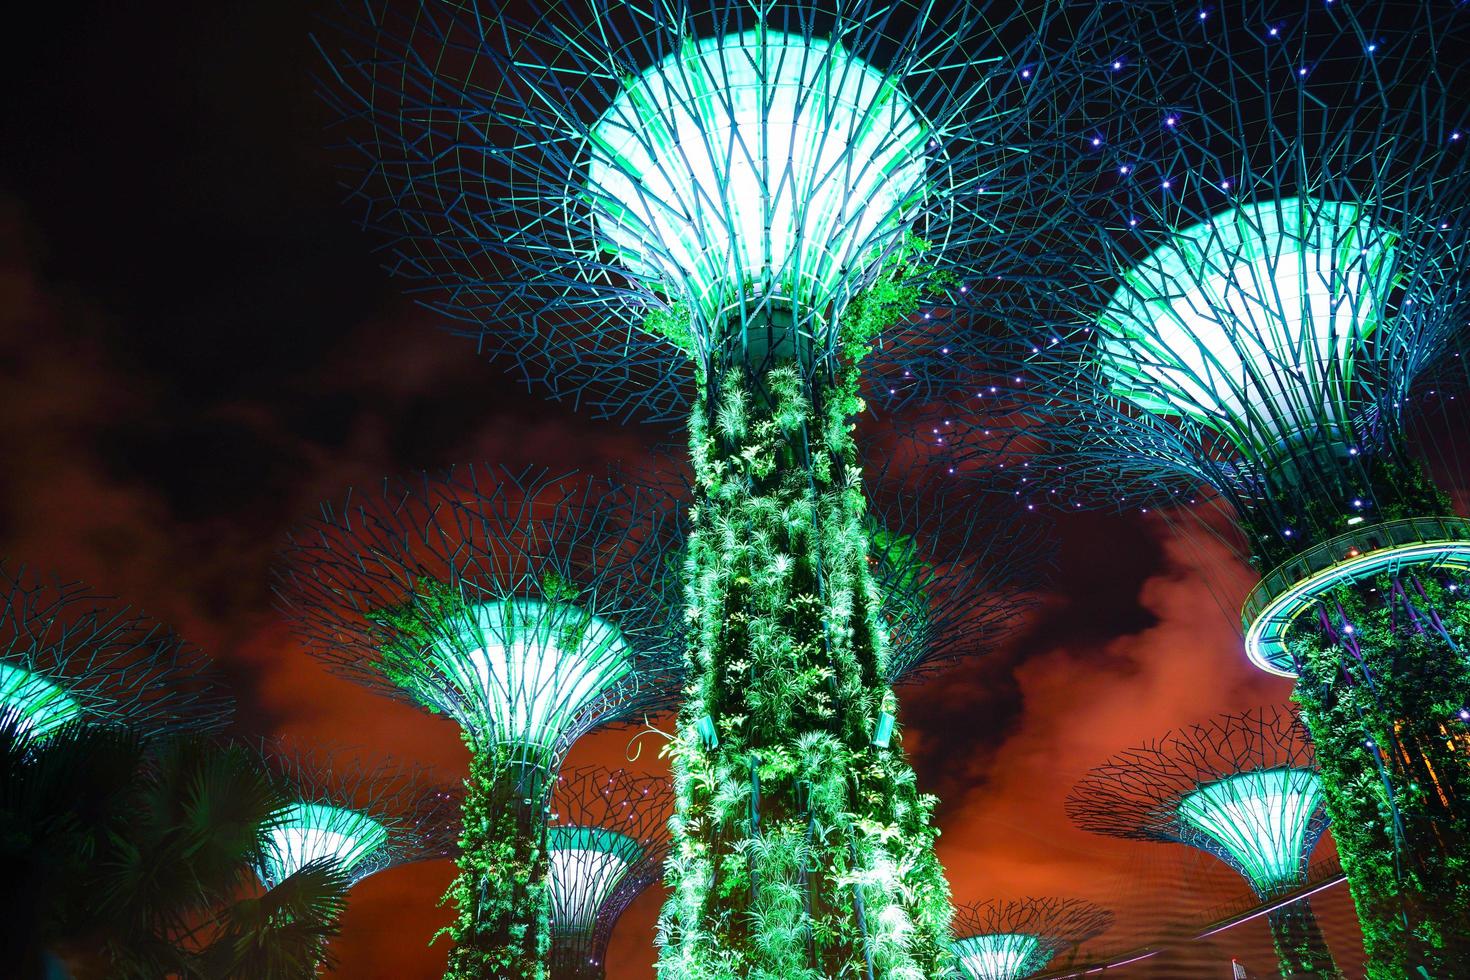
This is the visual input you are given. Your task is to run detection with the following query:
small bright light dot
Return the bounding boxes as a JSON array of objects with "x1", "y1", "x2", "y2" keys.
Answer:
[
  {"x1": 1221, "y1": 179, "x2": 1231, "y2": 189},
  {"x1": 1298, "y1": 67, "x2": 1308, "y2": 76},
  {"x1": 1269, "y1": 27, "x2": 1279, "y2": 36},
  {"x1": 1119, "y1": 165, "x2": 1131, "y2": 175},
  {"x1": 1112, "y1": 60, "x2": 1122, "y2": 70},
  {"x1": 1091, "y1": 136, "x2": 1102, "y2": 146},
  {"x1": 1165, "y1": 116, "x2": 1178, "y2": 127},
  {"x1": 1021, "y1": 69, "x2": 1032, "y2": 79},
  {"x1": 1366, "y1": 44, "x2": 1377, "y2": 53},
  {"x1": 1162, "y1": 180, "x2": 1171, "y2": 189}
]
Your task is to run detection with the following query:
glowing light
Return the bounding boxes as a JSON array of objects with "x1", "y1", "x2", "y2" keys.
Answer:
[
  {"x1": 0, "y1": 663, "x2": 82, "y2": 739},
  {"x1": 1095, "y1": 197, "x2": 1397, "y2": 455},
  {"x1": 259, "y1": 802, "x2": 389, "y2": 886},
  {"x1": 952, "y1": 933, "x2": 1050, "y2": 980},
  {"x1": 547, "y1": 826, "x2": 643, "y2": 936},
  {"x1": 1176, "y1": 767, "x2": 1324, "y2": 896},
  {"x1": 435, "y1": 599, "x2": 633, "y2": 749},
  {"x1": 586, "y1": 31, "x2": 930, "y2": 340}
]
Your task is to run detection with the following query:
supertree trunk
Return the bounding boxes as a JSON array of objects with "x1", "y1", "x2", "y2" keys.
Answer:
[
  {"x1": 657, "y1": 362, "x2": 953, "y2": 979},
  {"x1": 446, "y1": 745, "x2": 555, "y2": 980},
  {"x1": 1266, "y1": 898, "x2": 1340, "y2": 980},
  {"x1": 1288, "y1": 576, "x2": 1470, "y2": 978}
]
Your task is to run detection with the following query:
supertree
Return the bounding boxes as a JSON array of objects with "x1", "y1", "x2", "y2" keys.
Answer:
[
  {"x1": 949, "y1": 898, "x2": 1113, "y2": 980},
  {"x1": 545, "y1": 766, "x2": 675, "y2": 979},
  {"x1": 275, "y1": 465, "x2": 684, "y2": 978},
  {"x1": 931, "y1": 1, "x2": 1470, "y2": 971},
  {"x1": 0, "y1": 563, "x2": 230, "y2": 740},
  {"x1": 318, "y1": 1, "x2": 1110, "y2": 973},
  {"x1": 1066, "y1": 707, "x2": 1341, "y2": 979},
  {"x1": 254, "y1": 741, "x2": 458, "y2": 890}
]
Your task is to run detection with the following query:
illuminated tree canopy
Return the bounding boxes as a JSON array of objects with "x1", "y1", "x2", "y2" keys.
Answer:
[
  {"x1": 1068, "y1": 707, "x2": 1341, "y2": 978},
  {"x1": 950, "y1": 898, "x2": 1113, "y2": 980},
  {"x1": 255, "y1": 742, "x2": 457, "y2": 889},
  {"x1": 0, "y1": 563, "x2": 230, "y2": 740},
  {"x1": 546, "y1": 767, "x2": 674, "y2": 979}
]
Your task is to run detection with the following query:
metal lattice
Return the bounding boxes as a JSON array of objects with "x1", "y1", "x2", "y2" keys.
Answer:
[
  {"x1": 274, "y1": 465, "x2": 685, "y2": 760},
  {"x1": 317, "y1": 0, "x2": 1121, "y2": 422},
  {"x1": 546, "y1": 766, "x2": 674, "y2": 979},
  {"x1": 950, "y1": 898, "x2": 1114, "y2": 980},
  {"x1": 0, "y1": 563, "x2": 231, "y2": 740},
  {"x1": 1065, "y1": 706, "x2": 1328, "y2": 900},
  {"x1": 930, "y1": 0, "x2": 1470, "y2": 553},
  {"x1": 254, "y1": 739, "x2": 458, "y2": 888}
]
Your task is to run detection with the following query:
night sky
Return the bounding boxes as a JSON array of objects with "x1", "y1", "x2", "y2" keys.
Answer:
[{"x1": 4, "y1": 2, "x2": 1366, "y2": 977}]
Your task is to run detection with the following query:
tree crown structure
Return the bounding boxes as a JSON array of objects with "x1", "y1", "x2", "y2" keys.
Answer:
[
  {"x1": 950, "y1": 898, "x2": 1113, "y2": 980},
  {"x1": 934, "y1": 0, "x2": 1470, "y2": 552},
  {"x1": 1066, "y1": 706, "x2": 1328, "y2": 900},
  {"x1": 320, "y1": 0, "x2": 1115, "y2": 420},
  {"x1": 254, "y1": 742, "x2": 457, "y2": 889},
  {"x1": 275, "y1": 465, "x2": 684, "y2": 761},
  {"x1": 545, "y1": 766, "x2": 674, "y2": 977},
  {"x1": 0, "y1": 563, "x2": 230, "y2": 740}
]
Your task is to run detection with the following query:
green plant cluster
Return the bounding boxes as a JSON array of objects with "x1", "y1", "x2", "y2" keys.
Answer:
[
  {"x1": 441, "y1": 747, "x2": 553, "y2": 980},
  {"x1": 1245, "y1": 450, "x2": 1453, "y2": 570},
  {"x1": 655, "y1": 344, "x2": 955, "y2": 978},
  {"x1": 1267, "y1": 900, "x2": 1343, "y2": 979},
  {"x1": 1288, "y1": 572, "x2": 1470, "y2": 978}
]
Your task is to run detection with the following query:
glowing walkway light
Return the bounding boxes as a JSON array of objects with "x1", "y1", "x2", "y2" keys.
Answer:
[
  {"x1": 952, "y1": 932, "x2": 1046, "y2": 980},
  {"x1": 952, "y1": 899, "x2": 1113, "y2": 980},
  {"x1": 1177, "y1": 768, "x2": 1325, "y2": 898},
  {"x1": 0, "y1": 663, "x2": 82, "y2": 739},
  {"x1": 260, "y1": 802, "x2": 389, "y2": 887},
  {"x1": 588, "y1": 31, "x2": 929, "y2": 340},
  {"x1": 1096, "y1": 198, "x2": 1395, "y2": 455}
]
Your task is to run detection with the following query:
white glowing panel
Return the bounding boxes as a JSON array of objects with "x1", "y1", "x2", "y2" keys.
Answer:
[
  {"x1": 1176, "y1": 767, "x2": 1324, "y2": 896},
  {"x1": 587, "y1": 31, "x2": 930, "y2": 330},
  {"x1": 259, "y1": 802, "x2": 389, "y2": 886},
  {"x1": 547, "y1": 827, "x2": 644, "y2": 935},
  {"x1": 0, "y1": 663, "x2": 82, "y2": 739},
  {"x1": 436, "y1": 599, "x2": 632, "y2": 751},
  {"x1": 952, "y1": 933, "x2": 1049, "y2": 980},
  {"x1": 1096, "y1": 197, "x2": 1397, "y2": 452}
]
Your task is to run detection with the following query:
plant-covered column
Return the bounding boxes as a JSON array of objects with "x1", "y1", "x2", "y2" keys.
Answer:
[
  {"x1": 1268, "y1": 900, "x2": 1339, "y2": 980},
  {"x1": 441, "y1": 746, "x2": 553, "y2": 978},
  {"x1": 658, "y1": 350, "x2": 953, "y2": 979},
  {"x1": 1288, "y1": 572, "x2": 1470, "y2": 976}
]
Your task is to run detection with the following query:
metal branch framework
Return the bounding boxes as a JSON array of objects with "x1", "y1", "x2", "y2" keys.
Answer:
[
  {"x1": 1066, "y1": 707, "x2": 1339, "y2": 978},
  {"x1": 0, "y1": 563, "x2": 231, "y2": 740},
  {"x1": 319, "y1": 0, "x2": 1115, "y2": 421},
  {"x1": 546, "y1": 766, "x2": 674, "y2": 980},
  {"x1": 863, "y1": 468, "x2": 1050, "y2": 685},
  {"x1": 275, "y1": 464, "x2": 683, "y2": 977},
  {"x1": 276, "y1": 465, "x2": 683, "y2": 760},
  {"x1": 950, "y1": 898, "x2": 1113, "y2": 980},
  {"x1": 254, "y1": 740, "x2": 458, "y2": 889}
]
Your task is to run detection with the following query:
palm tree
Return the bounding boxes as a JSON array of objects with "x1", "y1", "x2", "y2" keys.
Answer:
[{"x1": 0, "y1": 718, "x2": 349, "y2": 979}]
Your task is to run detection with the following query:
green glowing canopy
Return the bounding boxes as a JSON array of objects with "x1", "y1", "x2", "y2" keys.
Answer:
[
  {"x1": 259, "y1": 801, "x2": 389, "y2": 887},
  {"x1": 433, "y1": 598, "x2": 633, "y2": 751},
  {"x1": 547, "y1": 826, "x2": 644, "y2": 935},
  {"x1": 587, "y1": 29, "x2": 930, "y2": 339},
  {"x1": 0, "y1": 663, "x2": 83, "y2": 739},
  {"x1": 1096, "y1": 197, "x2": 1397, "y2": 454},
  {"x1": 1176, "y1": 766, "x2": 1325, "y2": 897},
  {"x1": 952, "y1": 932, "x2": 1050, "y2": 980}
]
